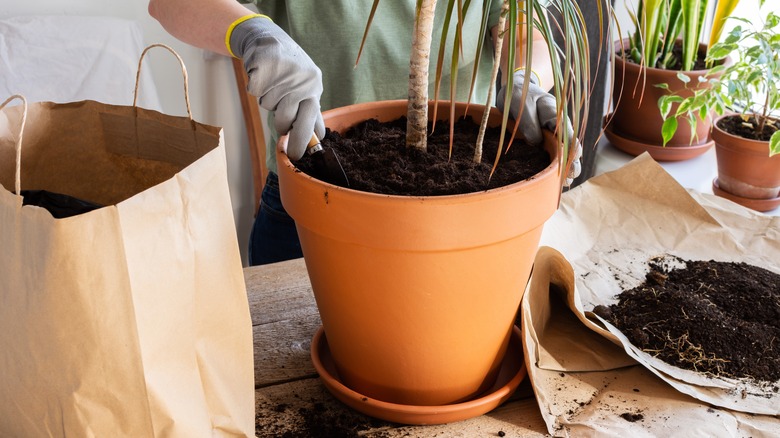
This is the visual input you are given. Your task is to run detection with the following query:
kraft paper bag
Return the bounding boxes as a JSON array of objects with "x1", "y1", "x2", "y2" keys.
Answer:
[{"x1": 0, "y1": 46, "x2": 254, "y2": 437}]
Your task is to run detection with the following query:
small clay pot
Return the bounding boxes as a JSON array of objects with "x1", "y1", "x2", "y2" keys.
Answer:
[
  {"x1": 607, "y1": 39, "x2": 722, "y2": 161},
  {"x1": 711, "y1": 114, "x2": 780, "y2": 212}
]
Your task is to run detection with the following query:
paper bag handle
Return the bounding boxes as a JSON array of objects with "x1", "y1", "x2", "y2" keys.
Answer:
[
  {"x1": 133, "y1": 43, "x2": 193, "y2": 120},
  {"x1": 0, "y1": 94, "x2": 28, "y2": 197}
]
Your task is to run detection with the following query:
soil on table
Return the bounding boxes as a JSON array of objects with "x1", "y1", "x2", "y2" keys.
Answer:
[
  {"x1": 296, "y1": 115, "x2": 550, "y2": 196},
  {"x1": 256, "y1": 400, "x2": 394, "y2": 438},
  {"x1": 717, "y1": 115, "x2": 779, "y2": 142},
  {"x1": 593, "y1": 256, "x2": 780, "y2": 383}
]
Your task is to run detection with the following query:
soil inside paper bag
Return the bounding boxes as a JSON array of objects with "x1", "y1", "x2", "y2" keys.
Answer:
[
  {"x1": 298, "y1": 116, "x2": 550, "y2": 196},
  {"x1": 593, "y1": 256, "x2": 780, "y2": 384},
  {"x1": 20, "y1": 190, "x2": 103, "y2": 218}
]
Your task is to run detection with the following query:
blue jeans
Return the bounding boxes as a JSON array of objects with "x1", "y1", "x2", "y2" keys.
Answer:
[{"x1": 248, "y1": 172, "x2": 303, "y2": 266}]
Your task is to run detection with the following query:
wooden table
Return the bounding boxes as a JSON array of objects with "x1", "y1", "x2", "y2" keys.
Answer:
[{"x1": 246, "y1": 258, "x2": 549, "y2": 437}]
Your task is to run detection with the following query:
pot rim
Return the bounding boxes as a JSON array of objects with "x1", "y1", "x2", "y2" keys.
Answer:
[{"x1": 712, "y1": 113, "x2": 777, "y2": 148}]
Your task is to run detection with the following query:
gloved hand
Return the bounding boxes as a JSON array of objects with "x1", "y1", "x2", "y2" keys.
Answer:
[
  {"x1": 497, "y1": 69, "x2": 582, "y2": 186},
  {"x1": 229, "y1": 16, "x2": 325, "y2": 161}
]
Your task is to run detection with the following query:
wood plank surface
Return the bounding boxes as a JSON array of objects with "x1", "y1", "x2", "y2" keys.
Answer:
[
  {"x1": 246, "y1": 259, "x2": 549, "y2": 437},
  {"x1": 248, "y1": 258, "x2": 322, "y2": 387},
  {"x1": 253, "y1": 313, "x2": 321, "y2": 387},
  {"x1": 245, "y1": 258, "x2": 316, "y2": 327}
]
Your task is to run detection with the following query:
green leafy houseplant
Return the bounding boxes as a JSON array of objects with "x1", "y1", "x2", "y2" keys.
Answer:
[
  {"x1": 658, "y1": 3, "x2": 780, "y2": 154},
  {"x1": 606, "y1": 0, "x2": 735, "y2": 159}
]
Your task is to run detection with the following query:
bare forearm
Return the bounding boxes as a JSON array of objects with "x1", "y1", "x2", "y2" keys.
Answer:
[
  {"x1": 491, "y1": 21, "x2": 553, "y2": 91},
  {"x1": 148, "y1": 0, "x2": 255, "y2": 56}
]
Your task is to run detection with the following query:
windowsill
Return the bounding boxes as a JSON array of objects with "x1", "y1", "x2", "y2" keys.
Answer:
[{"x1": 593, "y1": 137, "x2": 780, "y2": 217}]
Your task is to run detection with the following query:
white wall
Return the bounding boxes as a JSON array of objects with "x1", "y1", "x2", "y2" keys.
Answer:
[{"x1": 0, "y1": 0, "x2": 256, "y2": 266}]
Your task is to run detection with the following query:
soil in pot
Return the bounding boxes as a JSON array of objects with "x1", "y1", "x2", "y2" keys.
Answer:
[
  {"x1": 717, "y1": 115, "x2": 779, "y2": 142},
  {"x1": 618, "y1": 42, "x2": 708, "y2": 70},
  {"x1": 592, "y1": 256, "x2": 780, "y2": 384},
  {"x1": 296, "y1": 115, "x2": 550, "y2": 196}
]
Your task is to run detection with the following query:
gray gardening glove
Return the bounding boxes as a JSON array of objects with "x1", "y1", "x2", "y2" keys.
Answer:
[
  {"x1": 230, "y1": 16, "x2": 325, "y2": 161},
  {"x1": 497, "y1": 70, "x2": 582, "y2": 186}
]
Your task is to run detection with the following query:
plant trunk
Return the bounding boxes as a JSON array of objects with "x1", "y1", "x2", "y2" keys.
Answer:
[
  {"x1": 475, "y1": 2, "x2": 508, "y2": 164},
  {"x1": 406, "y1": 0, "x2": 438, "y2": 151}
]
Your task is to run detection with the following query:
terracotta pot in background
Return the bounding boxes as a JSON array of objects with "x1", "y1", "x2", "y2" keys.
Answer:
[
  {"x1": 606, "y1": 39, "x2": 719, "y2": 161},
  {"x1": 711, "y1": 114, "x2": 780, "y2": 212},
  {"x1": 277, "y1": 100, "x2": 562, "y2": 410}
]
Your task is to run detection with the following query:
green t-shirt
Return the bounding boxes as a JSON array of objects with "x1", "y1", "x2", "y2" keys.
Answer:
[{"x1": 241, "y1": 1, "x2": 504, "y2": 173}]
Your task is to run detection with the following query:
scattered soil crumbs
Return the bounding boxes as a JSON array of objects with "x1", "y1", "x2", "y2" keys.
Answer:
[
  {"x1": 256, "y1": 391, "x2": 394, "y2": 438},
  {"x1": 620, "y1": 412, "x2": 644, "y2": 422},
  {"x1": 593, "y1": 256, "x2": 780, "y2": 383},
  {"x1": 297, "y1": 115, "x2": 550, "y2": 196}
]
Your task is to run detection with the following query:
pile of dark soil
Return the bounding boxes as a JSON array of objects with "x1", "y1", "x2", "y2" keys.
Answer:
[
  {"x1": 593, "y1": 256, "x2": 780, "y2": 383},
  {"x1": 256, "y1": 398, "x2": 394, "y2": 438},
  {"x1": 717, "y1": 115, "x2": 779, "y2": 142},
  {"x1": 297, "y1": 115, "x2": 550, "y2": 196}
]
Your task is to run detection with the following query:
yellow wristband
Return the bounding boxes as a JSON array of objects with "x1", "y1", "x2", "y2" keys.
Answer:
[
  {"x1": 513, "y1": 66, "x2": 541, "y2": 85},
  {"x1": 225, "y1": 13, "x2": 272, "y2": 58}
]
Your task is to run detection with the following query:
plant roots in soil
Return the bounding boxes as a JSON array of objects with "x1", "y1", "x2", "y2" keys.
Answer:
[{"x1": 593, "y1": 256, "x2": 780, "y2": 383}]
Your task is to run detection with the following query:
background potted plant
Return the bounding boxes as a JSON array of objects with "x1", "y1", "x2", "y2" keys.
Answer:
[
  {"x1": 659, "y1": 1, "x2": 780, "y2": 211},
  {"x1": 274, "y1": 0, "x2": 602, "y2": 424},
  {"x1": 606, "y1": 0, "x2": 738, "y2": 161}
]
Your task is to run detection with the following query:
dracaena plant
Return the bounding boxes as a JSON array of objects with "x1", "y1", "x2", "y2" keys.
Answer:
[
  {"x1": 657, "y1": 1, "x2": 780, "y2": 155},
  {"x1": 358, "y1": 0, "x2": 607, "y2": 186}
]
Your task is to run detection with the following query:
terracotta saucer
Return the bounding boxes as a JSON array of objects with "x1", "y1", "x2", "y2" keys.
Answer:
[
  {"x1": 603, "y1": 115, "x2": 714, "y2": 162},
  {"x1": 712, "y1": 178, "x2": 780, "y2": 212},
  {"x1": 310, "y1": 325, "x2": 527, "y2": 425}
]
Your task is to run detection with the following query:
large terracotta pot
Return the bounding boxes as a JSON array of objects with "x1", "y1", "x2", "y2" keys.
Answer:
[
  {"x1": 606, "y1": 39, "x2": 718, "y2": 161},
  {"x1": 277, "y1": 100, "x2": 562, "y2": 408},
  {"x1": 711, "y1": 114, "x2": 780, "y2": 212}
]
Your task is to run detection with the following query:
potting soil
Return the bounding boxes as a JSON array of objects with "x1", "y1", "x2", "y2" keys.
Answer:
[
  {"x1": 297, "y1": 115, "x2": 550, "y2": 196},
  {"x1": 593, "y1": 256, "x2": 780, "y2": 383}
]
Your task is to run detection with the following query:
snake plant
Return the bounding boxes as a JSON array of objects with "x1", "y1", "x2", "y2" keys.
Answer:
[{"x1": 628, "y1": 0, "x2": 722, "y2": 71}]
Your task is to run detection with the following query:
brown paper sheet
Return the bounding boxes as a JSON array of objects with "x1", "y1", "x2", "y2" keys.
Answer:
[
  {"x1": 0, "y1": 100, "x2": 254, "y2": 437},
  {"x1": 522, "y1": 154, "x2": 780, "y2": 436}
]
